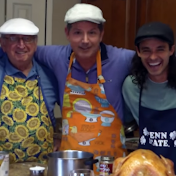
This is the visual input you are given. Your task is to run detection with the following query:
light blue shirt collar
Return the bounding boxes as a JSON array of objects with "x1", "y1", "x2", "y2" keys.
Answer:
[{"x1": 5, "y1": 55, "x2": 38, "y2": 79}]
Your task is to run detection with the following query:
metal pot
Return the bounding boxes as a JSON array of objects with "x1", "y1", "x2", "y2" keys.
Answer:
[{"x1": 46, "y1": 150, "x2": 98, "y2": 176}]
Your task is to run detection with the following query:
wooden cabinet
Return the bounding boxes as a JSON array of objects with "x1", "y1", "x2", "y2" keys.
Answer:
[
  {"x1": 137, "y1": 0, "x2": 176, "y2": 37},
  {"x1": 82, "y1": 0, "x2": 176, "y2": 50}
]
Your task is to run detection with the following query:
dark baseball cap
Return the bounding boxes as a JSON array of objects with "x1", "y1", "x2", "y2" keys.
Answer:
[{"x1": 135, "y1": 22, "x2": 174, "y2": 46}]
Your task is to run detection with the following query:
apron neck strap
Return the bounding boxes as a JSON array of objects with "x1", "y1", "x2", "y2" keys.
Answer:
[
  {"x1": 69, "y1": 51, "x2": 105, "y2": 84},
  {"x1": 68, "y1": 52, "x2": 75, "y2": 70},
  {"x1": 139, "y1": 85, "x2": 143, "y2": 112},
  {"x1": 97, "y1": 51, "x2": 105, "y2": 84}
]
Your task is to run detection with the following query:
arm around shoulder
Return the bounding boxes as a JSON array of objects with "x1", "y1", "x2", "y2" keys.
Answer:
[
  {"x1": 34, "y1": 45, "x2": 71, "y2": 70},
  {"x1": 121, "y1": 48, "x2": 135, "y2": 71}
]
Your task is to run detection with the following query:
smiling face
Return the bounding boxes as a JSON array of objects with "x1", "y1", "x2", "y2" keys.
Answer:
[
  {"x1": 1, "y1": 34, "x2": 37, "y2": 67},
  {"x1": 137, "y1": 38, "x2": 175, "y2": 82},
  {"x1": 65, "y1": 21, "x2": 104, "y2": 63}
]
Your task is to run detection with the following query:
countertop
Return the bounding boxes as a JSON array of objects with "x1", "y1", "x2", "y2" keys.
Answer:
[
  {"x1": 9, "y1": 162, "x2": 98, "y2": 176},
  {"x1": 8, "y1": 136, "x2": 138, "y2": 176},
  {"x1": 9, "y1": 162, "x2": 47, "y2": 176}
]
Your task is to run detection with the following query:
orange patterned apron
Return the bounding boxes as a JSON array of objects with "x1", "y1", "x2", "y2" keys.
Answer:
[{"x1": 60, "y1": 51, "x2": 126, "y2": 174}]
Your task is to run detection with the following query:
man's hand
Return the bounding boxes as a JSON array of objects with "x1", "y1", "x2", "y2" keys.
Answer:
[{"x1": 53, "y1": 138, "x2": 61, "y2": 151}]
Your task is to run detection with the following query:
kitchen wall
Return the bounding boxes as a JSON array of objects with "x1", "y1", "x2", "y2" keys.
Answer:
[
  {"x1": 52, "y1": 0, "x2": 81, "y2": 45},
  {"x1": 52, "y1": 0, "x2": 81, "y2": 117}
]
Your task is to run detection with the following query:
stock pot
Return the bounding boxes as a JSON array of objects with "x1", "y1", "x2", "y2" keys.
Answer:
[{"x1": 47, "y1": 150, "x2": 98, "y2": 176}]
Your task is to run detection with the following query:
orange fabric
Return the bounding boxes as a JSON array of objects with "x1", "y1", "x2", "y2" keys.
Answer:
[{"x1": 60, "y1": 51, "x2": 126, "y2": 174}]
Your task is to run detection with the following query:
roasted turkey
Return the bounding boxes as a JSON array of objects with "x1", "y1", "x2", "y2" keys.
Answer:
[{"x1": 112, "y1": 149, "x2": 175, "y2": 176}]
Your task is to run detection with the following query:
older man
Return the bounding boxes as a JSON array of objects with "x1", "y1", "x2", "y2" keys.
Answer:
[{"x1": 0, "y1": 18, "x2": 58, "y2": 163}]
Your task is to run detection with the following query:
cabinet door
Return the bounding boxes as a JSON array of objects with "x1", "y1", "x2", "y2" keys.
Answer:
[
  {"x1": 82, "y1": 0, "x2": 137, "y2": 49},
  {"x1": 6, "y1": 0, "x2": 46, "y2": 45},
  {"x1": 82, "y1": 0, "x2": 176, "y2": 50},
  {"x1": 137, "y1": 0, "x2": 176, "y2": 37}
]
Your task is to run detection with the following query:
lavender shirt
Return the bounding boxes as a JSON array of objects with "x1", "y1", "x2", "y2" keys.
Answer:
[{"x1": 32, "y1": 43, "x2": 135, "y2": 122}]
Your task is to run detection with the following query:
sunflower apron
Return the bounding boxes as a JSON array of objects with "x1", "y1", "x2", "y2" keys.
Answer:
[
  {"x1": 60, "y1": 51, "x2": 126, "y2": 174},
  {"x1": 0, "y1": 75, "x2": 54, "y2": 163}
]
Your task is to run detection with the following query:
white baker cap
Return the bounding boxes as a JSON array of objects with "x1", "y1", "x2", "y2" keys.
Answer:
[
  {"x1": 0, "y1": 18, "x2": 39, "y2": 35},
  {"x1": 64, "y1": 3, "x2": 106, "y2": 24}
]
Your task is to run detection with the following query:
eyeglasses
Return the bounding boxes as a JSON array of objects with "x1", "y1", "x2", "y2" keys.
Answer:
[{"x1": 2, "y1": 35, "x2": 36, "y2": 43}]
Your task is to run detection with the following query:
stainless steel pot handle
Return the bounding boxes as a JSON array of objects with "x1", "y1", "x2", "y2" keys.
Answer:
[{"x1": 84, "y1": 159, "x2": 99, "y2": 165}]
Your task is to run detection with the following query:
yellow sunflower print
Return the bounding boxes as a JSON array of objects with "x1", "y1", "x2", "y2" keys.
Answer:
[
  {"x1": 14, "y1": 77, "x2": 26, "y2": 83},
  {"x1": 41, "y1": 142, "x2": 48, "y2": 149},
  {"x1": 15, "y1": 85, "x2": 28, "y2": 97},
  {"x1": 2, "y1": 115, "x2": 14, "y2": 126},
  {"x1": 1, "y1": 100, "x2": 13, "y2": 115},
  {"x1": 27, "y1": 117, "x2": 40, "y2": 130},
  {"x1": 36, "y1": 126, "x2": 47, "y2": 141},
  {"x1": 48, "y1": 147, "x2": 53, "y2": 153},
  {"x1": 26, "y1": 80, "x2": 38, "y2": 90},
  {"x1": 0, "y1": 85, "x2": 9, "y2": 99},
  {"x1": 16, "y1": 159, "x2": 24, "y2": 163},
  {"x1": 26, "y1": 157, "x2": 37, "y2": 162},
  {"x1": 9, "y1": 153, "x2": 16, "y2": 164},
  {"x1": 8, "y1": 91, "x2": 21, "y2": 101},
  {"x1": 40, "y1": 102, "x2": 48, "y2": 115},
  {"x1": 27, "y1": 144, "x2": 41, "y2": 156},
  {"x1": 46, "y1": 127, "x2": 54, "y2": 143},
  {"x1": 46, "y1": 133, "x2": 53, "y2": 143},
  {"x1": 0, "y1": 146, "x2": 3, "y2": 150},
  {"x1": 0, "y1": 126, "x2": 9, "y2": 141},
  {"x1": 34, "y1": 87, "x2": 43, "y2": 100},
  {"x1": 26, "y1": 103, "x2": 39, "y2": 116},
  {"x1": 22, "y1": 137, "x2": 34, "y2": 148},
  {"x1": 39, "y1": 151, "x2": 48, "y2": 163},
  {"x1": 4, "y1": 75, "x2": 14, "y2": 85},
  {"x1": 41, "y1": 116, "x2": 49, "y2": 126},
  {"x1": 3, "y1": 117, "x2": 12, "y2": 126},
  {"x1": 8, "y1": 133, "x2": 22, "y2": 143},
  {"x1": 21, "y1": 96, "x2": 33, "y2": 106},
  {"x1": 49, "y1": 126, "x2": 54, "y2": 137},
  {"x1": 2, "y1": 142, "x2": 13, "y2": 150},
  {"x1": 14, "y1": 149, "x2": 25, "y2": 158},
  {"x1": 15, "y1": 125, "x2": 29, "y2": 138},
  {"x1": 13, "y1": 109, "x2": 27, "y2": 122}
]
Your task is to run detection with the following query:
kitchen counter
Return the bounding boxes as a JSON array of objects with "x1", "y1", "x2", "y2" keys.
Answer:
[
  {"x1": 9, "y1": 162, "x2": 98, "y2": 176},
  {"x1": 8, "y1": 137, "x2": 138, "y2": 176},
  {"x1": 9, "y1": 162, "x2": 47, "y2": 176}
]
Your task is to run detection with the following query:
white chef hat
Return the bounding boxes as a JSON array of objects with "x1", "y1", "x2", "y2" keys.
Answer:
[
  {"x1": 64, "y1": 3, "x2": 106, "y2": 24},
  {"x1": 0, "y1": 18, "x2": 39, "y2": 35}
]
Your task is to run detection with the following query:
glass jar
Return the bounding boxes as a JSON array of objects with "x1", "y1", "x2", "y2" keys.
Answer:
[{"x1": 99, "y1": 156, "x2": 115, "y2": 176}]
